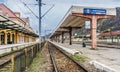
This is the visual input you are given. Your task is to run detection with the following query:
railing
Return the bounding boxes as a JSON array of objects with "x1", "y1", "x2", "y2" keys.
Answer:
[
  {"x1": 0, "y1": 41, "x2": 45, "y2": 72},
  {"x1": 0, "y1": 42, "x2": 37, "y2": 55}
]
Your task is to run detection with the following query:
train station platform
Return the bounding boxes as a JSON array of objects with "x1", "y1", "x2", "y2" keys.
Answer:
[
  {"x1": 0, "y1": 42, "x2": 37, "y2": 55},
  {"x1": 51, "y1": 41, "x2": 120, "y2": 72}
]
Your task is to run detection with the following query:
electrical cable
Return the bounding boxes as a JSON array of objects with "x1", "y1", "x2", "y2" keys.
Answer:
[
  {"x1": 41, "y1": 4, "x2": 54, "y2": 19},
  {"x1": 19, "y1": 0, "x2": 39, "y2": 19}
]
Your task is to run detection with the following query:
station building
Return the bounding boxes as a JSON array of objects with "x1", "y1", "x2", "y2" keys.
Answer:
[{"x1": 0, "y1": 4, "x2": 38, "y2": 45}]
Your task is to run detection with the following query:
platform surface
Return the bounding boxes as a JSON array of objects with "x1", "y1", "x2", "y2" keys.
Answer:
[
  {"x1": 0, "y1": 42, "x2": 36, "y2": 54},
  {"x1": 54, "y1": 42, "x2": 120, "y2": 71}
]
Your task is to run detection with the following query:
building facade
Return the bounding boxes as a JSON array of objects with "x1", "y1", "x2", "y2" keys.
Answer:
[{"x1": 0, "y1": 4, "x2": 38, "y2": 45}]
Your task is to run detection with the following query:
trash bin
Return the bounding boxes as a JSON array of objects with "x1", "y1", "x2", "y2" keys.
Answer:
[
  {"x1": 9, "y1": 41, "x2": 12, "y2": 44},
  {"x1": 82, "y1": 42, "x2": 86, "y2": 47}
]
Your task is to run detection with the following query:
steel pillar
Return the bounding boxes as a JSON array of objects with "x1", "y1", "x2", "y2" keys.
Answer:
[
  {"x1": 69, "y1": 27, "x2": 72, "y2": 45},
  {"x1": 72, "y1": 13, "x2": 115, "y2": 49},
  {"x1": 62, "y1": 32, "x2": 64, "y2": 43},
  {"x1": 55, "y1": 36, "x2": 57, "y2": 42},
  {"x1": 91, "y1": 15, "x2": 97, "y2": 48}
]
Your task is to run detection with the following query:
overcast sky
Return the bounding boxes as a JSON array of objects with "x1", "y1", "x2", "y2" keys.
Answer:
[{"x1": 0, "y1": 0, "x2": 120, "y2": 36}]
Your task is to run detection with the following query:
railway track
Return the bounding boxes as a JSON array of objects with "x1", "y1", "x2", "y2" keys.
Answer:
[{"x1": 48, "y1": 42, "x2": 88, "y2": 72}]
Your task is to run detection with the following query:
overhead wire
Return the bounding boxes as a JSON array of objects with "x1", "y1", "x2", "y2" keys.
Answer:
[
  {"x1": 41, "y1": 4, "x2": 55, "y2": 19},
  {"x1": 14, "y1": 0, "x2": 27, "y2": 15},
  {"x1": 19, "y1": 0, "x2": 55, "y2": 19},
  {"x1": 4, "y1": 0, "x2": 27, "y2": 25},
  {"x1": 14, "y1": 0, "x2": 39, "y2": 29},
  {"x1": 19, "y1": 0, "x2": 55, "y2": 35},
  {"x1": 19, "y1": 0, "x2": 39, "y2": 19}
]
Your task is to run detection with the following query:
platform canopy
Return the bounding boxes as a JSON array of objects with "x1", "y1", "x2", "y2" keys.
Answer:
[
  {"x1": 50, "y1": 6, "x2": 116, "y2": 38},
  {"x1": 0, "y1": 15, "x2": 38, "y2": 37}
]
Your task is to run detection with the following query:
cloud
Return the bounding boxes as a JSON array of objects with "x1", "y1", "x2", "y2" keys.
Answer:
[
  {"x1": 41, "y1": 3, "x2": 71, "y2": 33},
  {"x1": 4, "y1": 0, "x2": 39, "y2": 32},
  {"x1": 112, "y1": 0, "x2": 120, "y2": 2},
  {"x1": 1, "y1": 0, "x2": 120, "y2": 36},
  {"x1": 0, "y1": 0, "x2": 5, "y2": 3},
  {"x1": 42, "y1": 0, "x2": 120, "y2": 35}
]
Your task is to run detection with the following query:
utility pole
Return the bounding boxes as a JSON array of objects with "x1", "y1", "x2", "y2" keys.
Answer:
[
  {"x1": 38, "y1": 0, "x2": 41, "y2": 44},
  {"x1": 37, "y1": 0, "x2": 54, "y2": 44}
]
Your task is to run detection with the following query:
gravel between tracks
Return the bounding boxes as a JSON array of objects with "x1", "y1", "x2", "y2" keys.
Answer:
[{"x1": 51, "y1": 44, "x2": 86, "y2": 72}]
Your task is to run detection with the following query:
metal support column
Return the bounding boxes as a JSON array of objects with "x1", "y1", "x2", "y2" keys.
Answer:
[
  {"x1": 69, "y1": 27, "x2": 72, "y2": 45},
  {"x1": 62, "y1": 32, "x2": 64, "y2": 43},
  {"x1": 38, "y1": 0, "x2": 41, "y2": 44},
  {"x1": 91, "y1": 15, "x2": 97, "y2": 49}
]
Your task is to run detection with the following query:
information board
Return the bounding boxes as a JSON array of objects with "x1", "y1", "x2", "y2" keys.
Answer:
[
  {"x1": 85, "y1": 21, "x2": 90, "y2": 29},
  {"x1": 84, "y1": 8, "x2": 106, "y2": 15}
]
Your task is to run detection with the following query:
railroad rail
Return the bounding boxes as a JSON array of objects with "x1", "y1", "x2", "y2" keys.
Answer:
[
  {"x1": 48, "y1": 41, "x2": 88, "y2": 72},
  {"x1": 48, "y1": 42, "x2": 58, "y2": 72}
]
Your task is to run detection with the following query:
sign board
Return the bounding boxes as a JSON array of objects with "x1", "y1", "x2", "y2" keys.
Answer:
[
  {"x1": 85, "y1": 21, "x2": 90, "y2": 29},
  {"x1": 84, "y1": 8, "x2": 106, "y2": 15}
]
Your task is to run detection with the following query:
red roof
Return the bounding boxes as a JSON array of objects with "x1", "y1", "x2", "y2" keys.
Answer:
[
  {"x1": 21, "y1": 18, "x2": 28, "y2": 22},
  {"x1": 99, "y1": 31, "x2": 120, "y2": 36},
  {"x1": 14, "y1": 12, "x2": 20, "y2": 14},
  {"x1": 0, "y1": 4, "x2": 27, "y2": 24},
  {"x1": 0, "y1": 4, "x2": 32, "y2": 26},
  {"x1": 0, "y1": 4, "x2": 17, "y2": 17}
]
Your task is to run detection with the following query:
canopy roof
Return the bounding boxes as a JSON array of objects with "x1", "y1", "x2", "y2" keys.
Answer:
[
  {"x1": 50, "y1": 6, "x2": 116, "y2": 38},
  {"x1": 0, "y1": 15, "x2": 38, "y2": 37}
]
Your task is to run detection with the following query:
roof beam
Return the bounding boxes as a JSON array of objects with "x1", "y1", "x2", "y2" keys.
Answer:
[{"x1": 60, "y1": 26, "x2": 81, "y2": 29}]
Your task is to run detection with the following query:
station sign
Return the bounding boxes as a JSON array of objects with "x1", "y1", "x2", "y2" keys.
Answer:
[
  {"x1": 83, "y1": 8, "x2": 106, "y2": 15},
  {"x1": 85, "y1": 21, "x2": 90, "y2": 29}
]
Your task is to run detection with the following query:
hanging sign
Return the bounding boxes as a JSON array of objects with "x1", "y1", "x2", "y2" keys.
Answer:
[
  {"x1": 84, "y1": 8, "x2": 106, "y2": 15},
  {"x1": 85, "y1": 21, "x2": 90, "y2": 29}
]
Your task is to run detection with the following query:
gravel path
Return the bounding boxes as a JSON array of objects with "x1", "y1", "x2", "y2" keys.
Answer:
[{"x1": 26, "y1": 42, "x2": 53, "y2": 72}]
